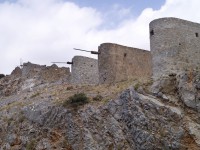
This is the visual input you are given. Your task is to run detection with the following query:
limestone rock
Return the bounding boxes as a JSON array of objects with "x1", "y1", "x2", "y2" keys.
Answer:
[
  {"x1": 18, "y1": 88, "x2": 186, "y2": 149},
  {"x1": 188, "y1": 121, "x2": 200, "y2": 146},
  {"x1": 1, "y1": 65, "x2": 200, "y2": 149},
  {"x1": 177, "y1": 71, "x2": 200, "y2": 110}
]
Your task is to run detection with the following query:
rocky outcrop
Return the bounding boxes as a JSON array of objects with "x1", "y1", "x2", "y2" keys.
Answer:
[
  {"x1": 1, "y1": 66, "x2": 200, "y2": 149},
  {"x1": 1, "y1": 86, "x2": 199, "y2": 149},
  {"x1": 0, "y1": 76, "x2": 22, "y2": 96},
  {"x1": 11, "y1": 66, "x2": 22, "y2": 77},
  {"x1": 151, "y1": 70, "x2": 200, "y2": 112},
  {"x1": 177, "y1": 71, "x2": 200, "y2": 111},
  {"x1": 22, "y1": 88, "x2": 185, "y2": 149}
]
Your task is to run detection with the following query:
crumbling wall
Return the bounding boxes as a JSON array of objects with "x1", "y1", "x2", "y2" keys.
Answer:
[
  {"x1": 22, "y1": 62, "x2": 46, "y2": 78},
  {"x1": 150, "y1": 17, "x2": 200, "y2": 80},
  {"x1": 0, "y1": 62, "x2": 71, "y2": 96},
  {"x1": 98, "y1": 43, "x2": 152, "y2": 84},
  {"x1": 40, "y1": 64, "x2": 70, "y2": 83},
  {"x1": 71, "y1": 56, "x2": 99, "y2": 85},
  {"x1": 9, "y1": 62, "x2": 70, "y2": 84}
]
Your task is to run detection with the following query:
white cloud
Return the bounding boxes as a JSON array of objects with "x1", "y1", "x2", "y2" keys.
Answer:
[
  {"x1": 0, "y1": 0, "x2": 200, "y2": 74},
  {"x1": 0, "y1": 0, "x2": 102, "y2": 74}
]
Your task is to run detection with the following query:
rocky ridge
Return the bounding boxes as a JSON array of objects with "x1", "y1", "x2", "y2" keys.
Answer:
[{"x1": 0, "y1": 66, "x2": 200, "y2": 149}]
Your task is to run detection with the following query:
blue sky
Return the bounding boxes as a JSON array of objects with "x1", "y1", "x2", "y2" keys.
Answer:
[
  {"x1": 0, "y1": 0, "x2": 165, "y2": 11},
  {"x1": 65, "y1": 0, "x2": 165, "y2": 28},
  {"x1": 0, "y1": 0, "x2": 199, "y2": 74},
  {"x1": 0, "y1": 0, "x2": 165, "y2": 29},
  {"x1": 66, "y1": 0, "x2": 165, "y2": 15}
]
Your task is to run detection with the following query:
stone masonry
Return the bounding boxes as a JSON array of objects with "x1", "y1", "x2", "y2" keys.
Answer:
[
  {"x1": 12, "y1": 62, "x2": 70, "y2": 82},
  {"x1": 98, "y1": 43, "x2": 152, "y2": 84},
  {"x1": 71, "y1": 56, "x2": 99, "y2": 85},
  {"x1": 150, "y1": 17, "x2": 200, "y2": 80}
]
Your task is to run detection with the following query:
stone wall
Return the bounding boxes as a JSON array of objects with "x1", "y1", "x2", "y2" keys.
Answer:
[
  {"x1": 22, "y1": 62, "x2": 46, "y2": 78},
  {"x1": 71, "y1": 56, "x2": 99, "y2": 85},
  {"x1": 12, "y1": 62, "x2": 71, "y2": 83},
  {"x1": 150, "y1": 17, "x2": 200, "y2": 80},
  {"x1": 40, "y1": 64, "x2": 70, "y2": 83},
  {"x1": 98, "y1": 43, "x2": 152, "y2": 84}
]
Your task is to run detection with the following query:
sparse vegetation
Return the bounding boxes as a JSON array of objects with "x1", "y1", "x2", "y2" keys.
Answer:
[
  {"x1": 30, "y1": 92, "x2": 40, "y2": 98},
  {"x1": 93, "y1": 94, "x2": 103, "y2": 101},
  {"x1": 134, "y1": 83, "x2": 140, "y2": 90},
  {"x1": 26, "y1": 139, "x2": 37, "y2": 150},
  {"x1": 3, "y1": 116, "x2": 14, "y2": 126},
  {"x1": 63, "y1": 93, "x2": 89, "y2": 108},
  {"x1": 67, "y1": 86, "x2": 74, "y2": 90},
  {"x1": 62, "y1": 139, "x2": 73, "y2": 149},
  {"x1": 18, "y1": 114, "x2": 26, "y2": 123}
]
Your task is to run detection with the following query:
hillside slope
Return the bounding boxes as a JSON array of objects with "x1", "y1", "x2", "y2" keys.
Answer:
[{"x1": 0, "y1": 67, "x2": 200, "y2": 150}]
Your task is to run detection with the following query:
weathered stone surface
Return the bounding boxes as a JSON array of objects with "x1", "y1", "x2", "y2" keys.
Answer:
[
  {"x1": 177, "y1": 71, "x2": 200, "y2": 110},
  {"x1": 0, "y1": 62, "x2": 70, "y2": 97},
  {"x1": 98, "y1": 43, "x2": 152, "y2": 84},
  {"x1": 188, "y1": 121, "x2": 200, "y2": 146},
  {"x1": 151, "y1": 70, "x2": 200, "y2": 111},
  {"x1": 150, "y1": 17, "x2": 200, "y2": 80},
  {"x1": 1, "y1": 53, "x2": 200, "y2": 149},
  {"x1": 0, "y1": 75, "x2": 200, "y2": 150},
  {"x1": 1, "y1": 143, "x2": 11, "y2": 150},
  {"x1": 71, "y1": 56, "x2": 99, "y2": 85},
  {"x1": 36, "y1": 138, "x2": 51, "y2": 150},
  {"x1": 11, "y1": 67, "x2": 22, "y2": 77},
  {"x1": 14, "y1": 88, "x2": 186, "y2": 149}
]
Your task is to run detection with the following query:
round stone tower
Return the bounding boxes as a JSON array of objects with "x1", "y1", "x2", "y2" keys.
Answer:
[
  {"x1": 71, "y1": 56, "x2": 99, "y2": 85},
  {"x1": 150, "y1": 17, "x2": 200, "y2": 80}
]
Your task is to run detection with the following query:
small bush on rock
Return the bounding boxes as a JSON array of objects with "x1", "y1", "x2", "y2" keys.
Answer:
[
  {"x1": 63, "y1": 93, "x2": 89, "y2": 108},
  {"x1": 134, "y1": 83, "x2": 140, "y2": 90}
]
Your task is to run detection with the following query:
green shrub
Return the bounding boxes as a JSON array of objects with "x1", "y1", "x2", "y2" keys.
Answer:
[
  {"x1": 63, "y1": 93, "x2": 89, "y2": 108},
  {"x1": 134, "y1": 83, "x2": 140, "y2": 90}
]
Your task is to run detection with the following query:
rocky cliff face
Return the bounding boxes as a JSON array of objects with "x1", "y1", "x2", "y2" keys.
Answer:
[{"x1": 0, "y1": 69, "x2": 200, "y2": 149}]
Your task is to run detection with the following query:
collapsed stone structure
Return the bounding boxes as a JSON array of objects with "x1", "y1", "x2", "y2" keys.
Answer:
[
  {"x1": 19, "y1": 62, "x2": 71, "y2": 82},
  {"x1": 150, "y1": 17, "x2": 200, "y2": 80},
  {"x1": 71, "y1": 56, "x2": 99, "y2": 85},
  {"x1": 98, "y1": 43, "x2": 152, "y2": 84},
  {"x1": 0, "y1": 62, "x2": 71, "y2": 96}
]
